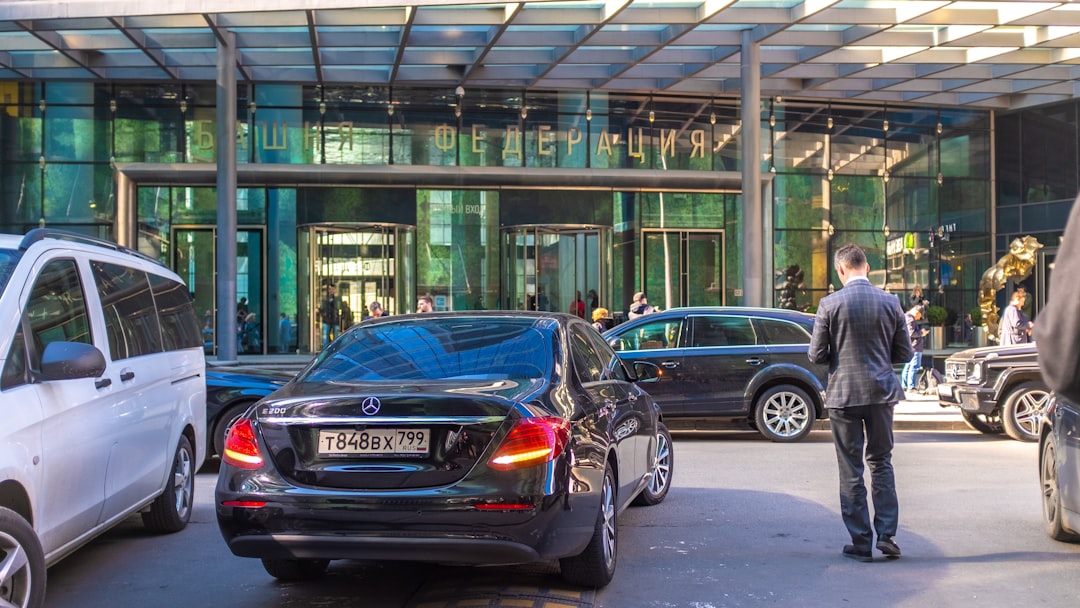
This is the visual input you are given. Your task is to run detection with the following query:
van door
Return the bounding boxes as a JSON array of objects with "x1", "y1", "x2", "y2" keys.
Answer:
[
  {"x1": 12, "y1": 256, "x2": 112, "y2": 555},
  {"x1": 89, "y1": 260, "x2": 177, "y2": 522}
]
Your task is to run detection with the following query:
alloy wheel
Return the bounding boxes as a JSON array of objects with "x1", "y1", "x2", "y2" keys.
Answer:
[{"x1": 0, "y1": 530, "x2": 32, "y2": 608}]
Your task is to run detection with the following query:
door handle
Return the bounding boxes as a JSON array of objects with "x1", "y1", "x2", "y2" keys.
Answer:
[
  {"x1": 745, "y1": 358, "x2": 764, "y2": 366},
  {"x1": 661, "y1": 361, "x2": 679, "y2": 368},
  {"x1": 94, "y1": 378, "x2": 112, "y2": 389},
  {"x1": 120, "y1": 371, "x2": 135, "y2": 381}
]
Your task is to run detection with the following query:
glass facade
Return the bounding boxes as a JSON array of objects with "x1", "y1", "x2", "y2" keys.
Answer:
[{"x1": 0, "y1": 82, "x2": 998, "y2": 354}]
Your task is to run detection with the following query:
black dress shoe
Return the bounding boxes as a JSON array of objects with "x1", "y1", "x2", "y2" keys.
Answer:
[
  {"x1": 842, "y1": 545, "x2": 873, "y2": 562},
  {"x1": 877, "y1": 536, "x2": 901, "y2": 558}
]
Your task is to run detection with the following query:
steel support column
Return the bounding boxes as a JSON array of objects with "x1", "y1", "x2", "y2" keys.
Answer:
[
  {"x1": 741, "y1": 30, "x2": 764, "y2": 307},
  {"x1": 216, "y1": 30, "x2": 238, "y2": 362}
]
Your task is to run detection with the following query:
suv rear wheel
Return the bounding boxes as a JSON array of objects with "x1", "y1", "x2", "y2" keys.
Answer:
[
  {"x1": 754, "y1": 385, "x2": 815, "y2": 443},
  {"x1": 1002, "y1": 382, "x2": 1050, "y2": 442}
]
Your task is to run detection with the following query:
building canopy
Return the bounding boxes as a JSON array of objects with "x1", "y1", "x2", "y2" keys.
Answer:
[{"x1": 0, "y1": 0, "x2": 1078, "y2": 111}]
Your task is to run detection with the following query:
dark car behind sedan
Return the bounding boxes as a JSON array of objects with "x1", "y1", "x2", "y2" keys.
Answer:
[
  {"x1": 1039, "y1": 394, "x2": 1080, "y2": 543},
  {"x1": 603, "y1": 307, "x2": 828, "y2": 442},
  {"x1": 216, "y1": 312, "x2": 673, "y2": 588},
  {"x1": 206, "y1": 366, "x2": 293, "y2": 458}
]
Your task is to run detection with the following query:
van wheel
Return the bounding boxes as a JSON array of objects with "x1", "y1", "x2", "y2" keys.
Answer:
[
  {"x1": 754, "y1": 385, "x2": 815, "y2": 442},
  {"x1": 1002, "y1": 382, "x2": 1050, "y2": 442},
  {"x1": 560, "y1": 465, "x2": 617, "y2": 588},
  {"x1": 142, "y1": 434, "x2": 194, "y2": 533},
  {"x1": 0, "y1": 507, "x2": 45, "y2": 608}
]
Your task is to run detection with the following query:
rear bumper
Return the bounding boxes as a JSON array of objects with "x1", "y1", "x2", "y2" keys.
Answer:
[
  {"x1": 936, "y1": 383, "x2": 996, "y2": 414},
  {"x1": 227, "y1": 532, "x2": 549, "y2": 565}
]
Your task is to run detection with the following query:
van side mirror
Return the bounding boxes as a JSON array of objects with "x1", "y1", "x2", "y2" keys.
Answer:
[
  {"x1": 38, "y1": 342, "x2": 107, "y2": 381},
  {"x1": 632, "y1": 361, "x2": 661, "y2": 384}
]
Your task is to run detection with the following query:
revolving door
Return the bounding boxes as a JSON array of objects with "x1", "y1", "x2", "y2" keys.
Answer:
[{"x1": 298, "y1": 223, "x2": 415, "y2": 352}]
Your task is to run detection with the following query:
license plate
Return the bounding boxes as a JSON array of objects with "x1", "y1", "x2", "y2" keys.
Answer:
[{"x1": 317, "y1": 428, "x2": 430, "y2": 456}]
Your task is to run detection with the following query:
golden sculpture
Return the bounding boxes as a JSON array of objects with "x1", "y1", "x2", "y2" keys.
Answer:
[{"x1": 978, "y1": 235, "x2": 1043, "y2": 343}]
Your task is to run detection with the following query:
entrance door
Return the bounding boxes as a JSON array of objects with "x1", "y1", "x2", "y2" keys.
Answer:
[
  {"x1": 299, "y1": 224, "x2": 415, "y2": 352},
  {"x1": 641, "y1": 229, "x2": 724, "y2": 310},
  {"x1": 172, "y1": 227, "x2": 264, "y2": 356},
  {"x1": 502, "y1": 225, "x2": 610, "y2": 318}
]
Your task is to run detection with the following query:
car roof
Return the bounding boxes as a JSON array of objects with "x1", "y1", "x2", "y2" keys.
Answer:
[{"x1": 635, "y1": 306, "x2": 814, "y2": 320}]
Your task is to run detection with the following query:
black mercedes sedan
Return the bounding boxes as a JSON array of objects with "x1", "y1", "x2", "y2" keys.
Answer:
[{"x1": 216, "y1": 311, "x2": 672, "y2": 588}]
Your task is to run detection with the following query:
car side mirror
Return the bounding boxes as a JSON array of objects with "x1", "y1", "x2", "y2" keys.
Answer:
[
  {"x1": 632, "y1": 361, "x2": 661, "y2": 384},
  {"x1": 38, "y1": 341, "x2": 107, "y2": 381}
]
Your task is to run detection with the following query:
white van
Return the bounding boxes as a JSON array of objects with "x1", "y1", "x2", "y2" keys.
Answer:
[{"x1": 0, "y1": 229, "x2": 206, "y2": 608}]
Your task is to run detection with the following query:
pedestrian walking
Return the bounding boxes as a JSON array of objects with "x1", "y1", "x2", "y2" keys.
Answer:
[
  {"x1": 900, "y1": 305, "x2": 928, "y2": 392},
  {"x1": 277, "y1": 313, "x2": 291, "y2": 353},
  {"x1": 808, "y1": 243, "x2": 912, "y2": 563},
  {"x1": 628, "y1": 292, "x2": 659, "y2": 319}
]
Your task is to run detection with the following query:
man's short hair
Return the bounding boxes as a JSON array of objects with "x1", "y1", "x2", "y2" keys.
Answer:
[
  {"x1": 418, "y1": 295, "x2": 434, "y2": 305},
  {"x1": 834, "y1": 244, "x2": 868, "y2": 270}
]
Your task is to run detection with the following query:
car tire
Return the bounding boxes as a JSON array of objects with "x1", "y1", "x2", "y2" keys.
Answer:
[
  {"x1": 261, "y1": 558, "x2": 330, "y2": 581},
  {"x1": 1002, "y1": 382, "x2": 1050, "y2": 442},
  {"x1": 753, "y1": 384, "x2": 815, "y2": 443},
  {"x1": 960, "y1": 410, "x2": 1003, "y2": 434},
  {"x1": 0, "y1": 506, "x2": 45, "y2": 608},
  {"x1": 142, "y1": 434, "x2": 194, "y2": 533},
  {"x1": 632, "y1": 423, "x2": 672, "y2": 507},
  {"x1": 1040, "y1": 437, "x2": 1080, "y2": 542},
  {"x1": 560, "y1": 465, "x2": 617, "y2": 588},
  {"x1": 213, "y1": 402, "x2": 255, "y2": 458}
]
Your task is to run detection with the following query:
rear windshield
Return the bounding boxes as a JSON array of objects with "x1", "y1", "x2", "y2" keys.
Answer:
[{"x1": 299, "y1": 317, "x2": 556, "y2": 382}]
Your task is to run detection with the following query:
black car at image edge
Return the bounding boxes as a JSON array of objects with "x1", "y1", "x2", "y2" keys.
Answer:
[
  {"x1": 602, "y1": 307, "x2": 829, "y2": 442},
  {"x1": 205, "y1": 365, "x2": 294, "y2": 458},
  {"x1": 1039, "y1": 394, "x2": 1080, "y2": 544},
  {"x1": 215, "y1": 311, "x2": 673, "y2": 588}
]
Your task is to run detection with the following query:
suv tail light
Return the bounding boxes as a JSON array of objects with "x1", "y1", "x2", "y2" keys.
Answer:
[
  {"x1": 489, "y1": 417, "x2": 570, "y2": 471},
  {"x1": 222, "y1": 418, "x2": 264, "y2": 469}
]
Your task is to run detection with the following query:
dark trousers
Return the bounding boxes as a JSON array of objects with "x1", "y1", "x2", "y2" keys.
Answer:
[{"x1": 828, "y1": 404, "x2": 898, "y2": 551}]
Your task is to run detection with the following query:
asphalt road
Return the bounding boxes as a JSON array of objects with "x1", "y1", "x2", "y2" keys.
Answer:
[{"x1": 45, "y1": 428, "x2": 1080, "y2": 608}]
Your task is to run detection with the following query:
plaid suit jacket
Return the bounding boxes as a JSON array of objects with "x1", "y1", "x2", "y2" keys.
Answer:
[{"x1": 808, "y1": 278, "x2": 912, "y2": 408}]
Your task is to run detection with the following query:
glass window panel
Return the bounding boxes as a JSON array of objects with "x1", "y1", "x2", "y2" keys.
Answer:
[
  {"x1": 43, "y1": 163, "x2": 107, "y2": 224},
  {"x1": 612, "y1": 317, "x2": 683, "y2": 351},
  {"x1": 639, "y1": 192, "x2": 723, "y2": 228},
  {"x1": 774, "y1": 229, "x2": 828, "y2": 302},
  {"x1": 758, "y1": 318, "x2": 811, "y2": 344},
  {"x1": 830, "y1": 107, "x2": 885, "y2": 176},
  {"x1": 149, "y1": 273, "x2": 203, "y2": 351},
  {"x1": 690, "y1": 315, "x2": 756, "y2": 347},
  {"x1": 939, "y1": 178, "x2": 988, "y2": 234},
  {"x1": 940, "y1": 129, "x2": 990, "y2": 180},
  {"x1": 885, "y1": 176, "x2": 934, "y2": 233},
  {"x1": 1022, "y1": 200, "x2": 1075, "y2": 234},
  {"x1": 774, "y1": 174, "x2": 828, "y2": 229},
  {"x1": 830, "y1": 175, "x2": 885, "y2": 231},
  {"x1": 939, "y1": 108, "x2": 989, "y2": 129},
  {"x1": 888, "y1": 125, "x2": 934, "y2": 177},
  {"x1": 1020, "y1": 105, "x2": 1077, "y2": 202},
  {"x1": 416, "y1": 189, "x2": 499, "y2": 311},
  {"x1": 771, "y1": 103, "x2": 829, "y2": 172},
  {"x1": 25, "y1": 259, "x2": 93, "y2": 371},
  {"x1": 0, "y1": 163, "x2": 42, "y2": 228},
  {"x1": 996, "y1": 113, "x2": 1021, "y2": 205}
]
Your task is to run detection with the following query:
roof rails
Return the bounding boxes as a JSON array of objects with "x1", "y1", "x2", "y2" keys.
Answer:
[{"x1": 19, "y1": 228, "x2": 167, "y2": 268}]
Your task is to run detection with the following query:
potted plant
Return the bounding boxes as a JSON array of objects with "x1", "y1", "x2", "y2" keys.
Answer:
[{"x1": 926, "y1": 305, "x2": 949, "y2": 349}]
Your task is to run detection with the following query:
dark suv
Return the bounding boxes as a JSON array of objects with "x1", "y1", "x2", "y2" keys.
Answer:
[
  {"x1": 603, "y1": 307, "x2": 828, "y2": 442},
  {"x1": 937, "y1": 342, "x2": 1047, "y2": 442}
]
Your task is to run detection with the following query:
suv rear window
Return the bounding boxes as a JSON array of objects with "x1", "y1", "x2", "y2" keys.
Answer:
[{"x1": 92, "y1": 261, "x2": 163, "y2": 360}]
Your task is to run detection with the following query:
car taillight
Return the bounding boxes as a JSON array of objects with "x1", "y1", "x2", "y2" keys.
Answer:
[
  {"x1": 489, "y1": 417, "x2": 570, "y2": 471},
  {"x1": 222, "y1": 418, "x2": 264, "y2": 470}
]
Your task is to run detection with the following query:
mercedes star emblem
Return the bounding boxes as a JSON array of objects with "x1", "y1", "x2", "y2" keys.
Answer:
[{"x1": 361, "y1": 396, "x2": 381, "y2": 416}]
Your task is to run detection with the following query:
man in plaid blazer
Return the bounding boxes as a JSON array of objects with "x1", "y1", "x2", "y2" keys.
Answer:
[{"x1": 808, "y1": 244, "x2": 913, "y2": 563}]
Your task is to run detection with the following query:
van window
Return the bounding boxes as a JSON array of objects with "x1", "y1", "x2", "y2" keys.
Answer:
[
  {"x1": 92, "y1": 261, "x2": 163, "y2": 360},
  {"x1": 26, "y1": 258, "x2": 92, "y2": 346},
  {"x1": 149, "y1": 274, "x2": 203, "y2": 351}
]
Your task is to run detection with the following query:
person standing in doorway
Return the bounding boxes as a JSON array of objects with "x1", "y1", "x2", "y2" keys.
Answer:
[
  {"x1": 318, "y1": 284, "x2": 340, "y2": 348},
  {"x1": 900, "y1": 305, "x2": 928, "y2": 393},
  {"x1": 278, "y1": 313, "x2": 291, "y2": 353},
  {"x1": 569, "y1": 290, "x2": 586, "y2": 319},
  {"x1": 416, "y1": 294, "x2": 434, "y2": 313},
  {"x1": 808, "y1": 244, "x2": 912, "y2": 563}
]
